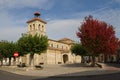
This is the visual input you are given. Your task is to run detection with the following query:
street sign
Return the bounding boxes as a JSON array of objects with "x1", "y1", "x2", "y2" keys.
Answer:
[{"x1": 14, "y1": 52, "x2": 19, "y2": 57}]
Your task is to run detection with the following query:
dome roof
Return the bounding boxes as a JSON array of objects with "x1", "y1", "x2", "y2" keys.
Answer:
[{"x1": 34, "y1": 11, "x2": 40, "y2": 17}]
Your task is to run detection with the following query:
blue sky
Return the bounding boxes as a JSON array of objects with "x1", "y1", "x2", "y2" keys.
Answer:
[{"x1": 0, "y1": 0, "x2": 120, "y2": 41}]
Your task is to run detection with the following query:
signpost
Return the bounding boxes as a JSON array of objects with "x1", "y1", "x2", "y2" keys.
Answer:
[
  {"x1": 13, "y1": 52, "x2": 19, "y2": 66},
  {"x1": 13, "y1": 52, "x2": 19, "y2": 71},
  {"x1": 14, "y1": 52, "x2": 19, "y2": 57}
]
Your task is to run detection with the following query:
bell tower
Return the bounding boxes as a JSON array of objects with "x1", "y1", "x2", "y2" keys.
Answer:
[{"x1": 27, "y1": 11, "x2": 47, "y2": 36}]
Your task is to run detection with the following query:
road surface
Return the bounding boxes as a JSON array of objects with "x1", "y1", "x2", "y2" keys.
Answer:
[{"x1": 0, "y1": 69, "x2": 120, "y2": 80}]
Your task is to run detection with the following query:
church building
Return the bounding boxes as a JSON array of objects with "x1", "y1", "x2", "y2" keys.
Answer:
[{"x1": 20, "y1": 11, "x2": 81, "y2": 65}]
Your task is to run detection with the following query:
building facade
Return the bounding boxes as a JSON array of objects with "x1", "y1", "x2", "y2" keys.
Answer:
[{"x1": 20, "y1": 12, "x2": 81, "y2": 65}]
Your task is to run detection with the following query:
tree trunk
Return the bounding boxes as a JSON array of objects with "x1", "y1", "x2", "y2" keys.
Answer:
[
  {"x1": 8, "y1": 57, "x2": 11, "y2": 66},
  {"x1": 0, "y1": 59, "x2": 3, "y2": 66},
  {"x1": 29, "y1": 54, "x2": 34, "y2": 66},
  {"x1": 91, "y1": 55, "x2": 96, "y2": 67},
  {"x1": 81, "y1": 56, "x2": 85, "y2": 63}
]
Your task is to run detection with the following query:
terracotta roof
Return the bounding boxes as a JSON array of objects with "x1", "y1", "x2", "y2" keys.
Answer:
[
  {"x1": 58, "y1": 38, "x2": 75, "y2": 44},
  {"x1": 58, "y1": 38, "x2": 74, "y2": 42},
  {"x1": 48, "y1": 39, "x2": 69, "y2": 45},
  {"x1": 27, "y1": 18, "x2": 47, "y2": 24}
]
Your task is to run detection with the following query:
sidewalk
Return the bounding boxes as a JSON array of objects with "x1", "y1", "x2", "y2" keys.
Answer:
[{"x1": 0, "y1": 63, "x2": 120, "y2": 77}]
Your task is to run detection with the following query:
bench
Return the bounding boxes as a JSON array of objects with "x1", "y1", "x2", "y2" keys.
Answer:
[
  {"x1": 39, "y1": 63, "x2": 44, "y2": 65},
  {"x1": 17, "y1": 63, "x2": 26, "y2": 68},
  {"x1": 35, "y1": 65, "x2": 43, "y2": 69},
  {"x1": 58, "y1": 62, "x2": 62, "y2": 64}
]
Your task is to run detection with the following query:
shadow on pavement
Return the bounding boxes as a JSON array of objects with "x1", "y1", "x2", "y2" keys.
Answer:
[
  {"x1": 32, "y1": 71, "x2": 120, "y2": 80},
  {"x1": 105, "y1": 63, "x2": 120, "y2": 68},
  {"x1": 32, "y1": 63, "x2": 120, "y2": 80},
  {"x1": 0, "y1": 69, "x2": 40, "y2": 80},
  {"x1": 61, "y1": 63, "x2": 92, "y2": 68}
]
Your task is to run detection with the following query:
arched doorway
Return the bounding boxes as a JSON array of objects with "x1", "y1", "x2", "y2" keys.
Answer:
[{"x1": 63, "y1": 54, "x2": 68, "y2": 63}]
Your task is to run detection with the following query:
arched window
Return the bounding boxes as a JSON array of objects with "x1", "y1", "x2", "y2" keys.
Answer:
[
  {"x1": 50, "y1": 44, "x2": 53, "y2": 47},
  {"x1": 42, "y1": 25, "x2": 44, "y2": 31},
  {"x1": 38, "y1": 24, "x2": 40, "y2": 30},
  {"x1": 30, "y1": 25, "x2": 32, "y2": 30},
  {"x1": 33, "y1": 24, "x2": 35, "y2": 30}
]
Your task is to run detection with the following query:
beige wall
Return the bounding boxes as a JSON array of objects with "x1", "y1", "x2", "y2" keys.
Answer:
[
  {"x1": 19, "y1": 40, "x2": 82, "y2": 65},
  {"x1": 46, "y1": 49, "x2": 62, "y2": 64},
  {"x1": 48, "y1": 40, "x2": 70, "y2": 53}
]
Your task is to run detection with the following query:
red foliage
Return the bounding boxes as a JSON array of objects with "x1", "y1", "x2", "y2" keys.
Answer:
[{"x1": 77, "y1": 16, "x2": 119, "y2": 55}]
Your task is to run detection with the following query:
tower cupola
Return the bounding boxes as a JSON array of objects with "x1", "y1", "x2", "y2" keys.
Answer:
[
  {"x1": 34, "y1": 11, "x2": 40, "y2": 18},
  {"x1": 27, "y1": 11, "x2": 46, "y2": 36}
]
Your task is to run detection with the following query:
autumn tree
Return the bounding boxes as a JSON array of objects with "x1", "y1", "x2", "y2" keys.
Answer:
[
  {"x1": 77, "y1": 16, "x2": 119, "y2": 66},
  {"x1": 17, "y1": 34, "x2": 48, "y2": 66}
]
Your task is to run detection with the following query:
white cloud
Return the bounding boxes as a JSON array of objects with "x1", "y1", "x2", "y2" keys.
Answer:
[
  {"x1": 46, "y1": 19, "x2": 82, "y2": 41},
  {"x1": 0, "y1": 0, "x2": 53, "y2": 10},
  {"x1": 0, "y1": 11, "x2": 13, "y2": 27},
  {"x1": 0, "y1": 26, "x2": 26, "y2": 42},
  {"x1": 0, "y1": 11, "x2": 27, "y2": 41},
  {"x1": 115, "y1": 0, "x2": 120, "y2": 3}
]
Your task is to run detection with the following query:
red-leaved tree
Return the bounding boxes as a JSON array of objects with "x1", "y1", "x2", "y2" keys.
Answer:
[{"x1": 77, "y1": 16, "x2": 119, "y2": 66}]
